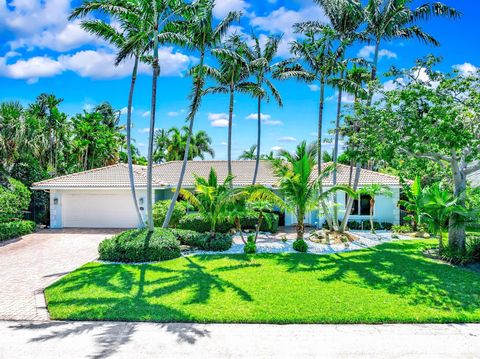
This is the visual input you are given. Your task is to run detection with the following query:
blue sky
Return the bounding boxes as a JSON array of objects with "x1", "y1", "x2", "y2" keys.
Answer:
[{"x1": 0, "y1": 0, "x2": 478, "y2": 159}]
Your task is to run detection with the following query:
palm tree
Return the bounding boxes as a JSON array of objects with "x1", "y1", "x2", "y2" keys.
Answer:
[
  {"x1": 245, "y1": 33, "x2": 283, "y2": 184},
  {"x1": 239, "y1": 145, "x2": 257, "y2": 160},
  {"x1": 423, "y1": 183, "x2": 469, "y2": 252},
  {"x1": 358, "y1": 184, "x2": 393, "y2": 233},
  {"x1": 275, "y1": 21, "x2": 340, "y2": 230},
  {"x1": 204, "y1": 34, "x2": 259, "y2": 177},
  {"x1": 257, "y1": 141, "x2": 355, "y2": 239},
  {"x1": 364, "y1": 0, "x2": 460, "y2": 83},
  {"x1": 398, "y1": 176, "x2": 428, "y2": 232},
  {"x1": 163, "y1": 0, "x2": 240, "y2": 228},
  {"x1": 315, "y1": 0, "x2": 364, "y2": 226},
  {"x1": 153, "y1": 128, "x2": 169, "y2": 163},
  {"x1": 179, "y1": 168, "x2": 245, "y2": 238}
]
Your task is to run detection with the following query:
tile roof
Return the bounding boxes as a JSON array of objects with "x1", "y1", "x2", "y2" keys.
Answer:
[{"x1": 32, "y1": 161, "x2": 403, "y2": 189}]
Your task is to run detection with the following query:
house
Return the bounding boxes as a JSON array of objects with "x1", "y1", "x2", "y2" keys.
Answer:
[{"x1": 31, "y1": 161, "x2": 402, "y2": 229}]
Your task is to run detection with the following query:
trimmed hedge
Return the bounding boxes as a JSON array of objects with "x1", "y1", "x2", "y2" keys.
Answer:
[
  {"x1": 177, "y1": 212, "x2": 279, "y2": 234},
  {"x1": 324, "y1": 220, "x2": 393, "y2": 231},
  {"x1": 152, "y1": 200, "x2": 186, "y2": 228},
  {"x1": 0, "y1": 220, "x2": 36, "y2": 242},
  {"x1": 98, "y1": 228, "x2": 181, "y2": 263},
  {"x1": 169, "y1": 228, "x2": 233, "y2": 252},
  {"x1": 293, "y1": 239, "x2": 308, "y2": 253}
]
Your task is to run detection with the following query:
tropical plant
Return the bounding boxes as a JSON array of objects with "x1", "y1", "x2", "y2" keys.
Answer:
[
  {"x1": 244, "y1": 33, "x2": 283, "y2": 184},
  {"x1": 358, "y1": 184, "x2": 393, "y2": 233},
  {"x1": 239, "y1": 145, "x2": 257, "y2": 160},
  {"x1": 179, "y1": 168, "x2": 245, "y2": 238},
  {"x1": 398, "y1": 176, "x2": 428, "y2": 232},
  {"x1": 423, "y1": 183, "x2": 470, "y2": 252},
  {"x1": 163, "y1": 0, "x2": 240, "y2": 228},
  {"x1": 204, "y1": 34, "x2": 259, "y2": 176}
]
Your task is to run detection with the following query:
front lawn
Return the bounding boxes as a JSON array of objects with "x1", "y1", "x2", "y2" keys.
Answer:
[{"x1": 45, "y1": 239, "x2": 480, "y2": 324}]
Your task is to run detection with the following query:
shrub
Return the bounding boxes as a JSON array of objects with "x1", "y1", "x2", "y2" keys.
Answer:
[
  {"x1": 152, "y1": 200, "x2": 186, "y2": 228},
  {"x1": 169, "y1": 228, "x2": 203, "y2": 247},
  {"x1": 244, "y1": 242, "x2": 257, "y2": 254},
  {"x1": 293, "y1": 239, "x2": 308, "y2": 253},
  {"x1": 392, "y1": 224, "x2": 412, "y2": 234},
  {"x1": 177, "y1": 213, "x2": 217, "y2": 233},
  {"x1": 98, "y1": 228, "x2": 181, "y2": 263},
  {"x1": 0, "y1": 178, "x2": 31, "y2": 223},
  {"x1": 0, "y1": 220, "x2": 36, "y2": 242},
  {"x1": 467, "y1": 235, "x2": 480, "y2": 262},
  {"x1": 240, "y1": 212, "x2": 279, "y2": 233},
  {"x1": 200, "y1": 233, "x2": 233, "y2": 251}
]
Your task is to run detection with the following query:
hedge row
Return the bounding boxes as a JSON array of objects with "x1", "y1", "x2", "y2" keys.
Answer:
[
  {"x1": 170, "y1": 229, "x2": 232, "y2": 251},
  {"x1": 0, "y1": 220, "x2": 36, "y2": 242},
  {"x1": 322, "y1": 220, "x2": 393, "y2": 231},
  {"x1": 177, "y1": 212, "x2": 279, "y2": 234}
]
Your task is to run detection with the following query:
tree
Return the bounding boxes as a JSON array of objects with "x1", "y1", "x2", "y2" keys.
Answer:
[
  {"x1": 423, "y1": 183, "x2": 469, "y2": 252},
  {"x1": 179, "y1": 168, "x2": 245, "y2": 238},
  {"x1": 398, "y1": 176, "x2": 428, "y2": 232},
  {"x1": 262, "y1": 141, "x2": 355, "y2": 239},
  {"x1": 356, "y1": 58, "x2": 480, "y2": 253},
  {"x1": 358, "y1": 184, "x2": 393, "y2": 233},
  {"x1": 239, "y1": 145, "x2": 257, "y2": 160},
  {"x1": 363, "y1": 0, "x2": 460, "y2": 82},
  {"x1": 163, "y1": 0, "x2": 240, "y2": 228},
  {"x1": 204, "y1": 34, "x2": 257, "y2": 176},
  {"x1": 244, "y1": 33, "x2": 283, "y2": 184}
]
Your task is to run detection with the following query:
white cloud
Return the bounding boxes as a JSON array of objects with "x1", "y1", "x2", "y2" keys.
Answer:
[
  {"x1": 357, "y1": 45, "x2": 397, "y2": 61},
  {"x1": 208, "y1": 113, "x2": 229, "y2": 128},
  {"x1": 142, "y1": 111, "x2": 151, "y2": 118},
  {"x1": 0, "y1": 55, "x2": 63, "y2": 83},
  {"x1": 120, "y1": 107, "x2": 134, "y2": 115},
  {"x1": 308, "y1": 84, "x2": 320, "y2": 92},
  {"x1": 278, "y1": 136, "x2": 297, "y2": 143},
  {"x1": 271, "y1": 146, "x2": 283, "y2": 152},
  {"x1": 138, "y1": 128, "x2": 150, "y2": 134},
  {"x1": 453, "y1": 63, "x2": 478, "y2": 76},
  {"x1": 213, "y1": 0, "x2": 250, "y2": 19},
  {"x1": 327, "y1": 91, "x2": 355, "y2": 104},
  {"x1": 245, "y1": 113, "x2": 282, "y2": 126},
  {"x1": 249, "y1": 6, "x2": 328, "y2": 58}
]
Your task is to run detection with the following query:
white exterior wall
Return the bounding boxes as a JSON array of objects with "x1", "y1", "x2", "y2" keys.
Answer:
[
  {"x1": 50, "y1": 189, "x2": 148, "y2": 229},
  {"x1": 284, "y1": 187, "x2": 401, "y2": 228}
]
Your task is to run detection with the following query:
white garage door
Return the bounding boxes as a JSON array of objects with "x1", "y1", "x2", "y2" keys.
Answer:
[{"x1": 62, "y1": 192, "x2": 138, "y2": 228}]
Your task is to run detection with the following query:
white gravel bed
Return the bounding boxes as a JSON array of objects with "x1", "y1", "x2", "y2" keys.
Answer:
[{"x1": 187, "y1": 231, "x2": 415, "y2": 256}]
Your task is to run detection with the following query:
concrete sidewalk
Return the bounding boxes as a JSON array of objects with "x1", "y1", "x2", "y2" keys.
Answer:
[{"x1": 1, "y1": 321, "x2": 479, "y2": 358}]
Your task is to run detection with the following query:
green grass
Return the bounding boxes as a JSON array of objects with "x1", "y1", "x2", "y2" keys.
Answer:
[{"x1": 45, "y1": 239, "x2": 480, "y2": 324}]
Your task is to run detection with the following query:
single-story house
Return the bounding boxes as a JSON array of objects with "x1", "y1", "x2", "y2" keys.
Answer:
[{"x1": 31, "y1": 161, "x2": 402, "y2": 229}]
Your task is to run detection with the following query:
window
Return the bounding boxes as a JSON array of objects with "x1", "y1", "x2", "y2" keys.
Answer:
[{"x1": 347, "y1": 194, "x2": 372, "y2": 216}]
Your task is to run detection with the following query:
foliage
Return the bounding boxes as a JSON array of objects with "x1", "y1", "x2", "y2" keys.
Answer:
[
  {"x1": 398, "y1": 176, "x2": 428, "y2": 231},
  {"x1": 153, "y1": 200, "x2": 186, "y2": 228},
  {"x1": 293, "y1": 239, "x2": 308, "y2": 252},
  {"x1": 347, "y1": 220, "x2": 393, "y2": 231},
  {"x1": 98, "y1": 228, "x2": 181, "y2": 263},
  {"x1": 154, "y1": 127, "x2": 215, "y2": 163},
  {"x1": 358, "y1": 184, "x2": 393, "y2": 233},
  {"x1": 0, "y1": 220, "x2": 36, "y2": 242},
  {"x1": 0, "y1": 178, "x2": 31, "y2": 222},
  {"x1": 392, "y1": 224, "x2": 413, "y2": 234},
  {"x1": 244, "y1": 235, "x2": 257, "y2": 254},
  {"x1": 168, "y1": 228, "x2": 231, "y2": 251}
]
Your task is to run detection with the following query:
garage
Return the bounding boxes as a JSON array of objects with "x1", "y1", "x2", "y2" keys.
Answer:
[{"x1": 61, "y1": 192, "x2": 140, "y2": 228}]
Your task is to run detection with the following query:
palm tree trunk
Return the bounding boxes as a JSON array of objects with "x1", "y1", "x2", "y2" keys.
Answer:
[
  {"x1": 369, "y1": 37, "x2": 381, "y2": 106},
  {"x1": 227, "y1": 86, "x2": 234, "y2": 177},
  {"x1": 297, "y1": 211, "x2": 305, "y2": 240},
  {"x1": 252, "y1": 96, "x2": 261, "y2": 185},
  {"x1": 235, "y1": 218, "x2": 246, "y2": 244},
  {"x1": 339, "y1": 163, "x2": 361, "y2": 232},
  {"x1": 254, "y1": 212, "x2": 264, "y2": 243},
  {"x1": 332, "y1": 68, "x2": 345, "y2": 228},
  {"x1": 147, "y1": 20, "x2": 160, "y2": 233},
  {"x1": 127, "y1": 57, "x2": 144, "y2": 228},
  {"x1": 163, "y1": 51, "x2": 206, "y2": 228},
  {"x1": 317, "y1": 78, "x2": 333, "y2": 230}
]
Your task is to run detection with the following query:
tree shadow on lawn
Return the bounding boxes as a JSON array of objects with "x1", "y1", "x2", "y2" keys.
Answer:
[{"x1": 275, "y1": 241, "x2": 480, "y2": 314}]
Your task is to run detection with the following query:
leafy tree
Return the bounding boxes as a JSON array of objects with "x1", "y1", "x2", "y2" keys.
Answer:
[
  {"x1": 358, "y1": 184, "x2": 393, "y2": 233},
  {"x1": 163, "y1": 0, "x2": 240, "y2": 228},
  {"x1": 356, "y1": 58, "x2": 480, "y2": 253},
  {"x1": 0, "y1": 178, "x2": 31, "y2": 222}
]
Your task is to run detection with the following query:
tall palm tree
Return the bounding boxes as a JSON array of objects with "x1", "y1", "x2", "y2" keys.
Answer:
[
  {"x1": 275, "y1": 21, "x2": 340, "y2": 230},
  {"x1": 204, "y1": 34, "x2": 259, "y2": 176},
  {"x1": 162, "y1": 0, "x2": 240, "y2": 228},
  {"x1": 315, "y1": 0, "x2": 364, "y2": 226},
  {"x1": 364, "y1": 0, "x2": 460, "y2": 83},
  {"x1": 239, "y1": 145, "x2": 257, "y2": 160},
  {"x1": 358, "y1": 184, "x2": 393, "y2": 233},
  {"x1": 244, "y1": 33, "x2": 283, "y2": 185}
]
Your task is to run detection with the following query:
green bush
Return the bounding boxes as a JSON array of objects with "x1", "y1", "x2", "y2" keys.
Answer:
[
  {"x1": 293, "y1": 239, "x2": 308, "y2": 253},
  {"x1": 467, "y1": 235, "x2": 480, "y2": 262},
  {"x1": 0, "y1": 220, "x2": 36, "y2": 242},
  {"x1": 177, "y1": 211, "x2": 279, "y2": 234},
  {"x1": 152, "y1": 200, "x2": 186, "y2": 228},
  {"x1": 0, "y1": 178, "x2": 31, "y2": 222},
  {"x1": 98, "y1": 228, "x2": 181, "y2": 263},
  {"x1": 392, "y1": 224, "x2": 412, "y2": 234},
  {"x1": 168, "y1": 228, "x2": 232, "y2": 252},
  {"x1": 244, "y1": 234, "x2": 257, "y2": 254},
  {"x1": 169, "y1": 228, "x2": 204, "y2": 246}
]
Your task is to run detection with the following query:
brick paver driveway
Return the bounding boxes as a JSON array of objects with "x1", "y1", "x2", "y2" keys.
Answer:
[{"x1": 0, "y1": 229, "x2": 121, "y2": 321}]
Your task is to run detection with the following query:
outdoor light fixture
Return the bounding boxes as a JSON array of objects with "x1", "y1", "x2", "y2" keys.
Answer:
[
  {"x1": 53, "y1": 198, "x2": 59, "y2": 205},
  {"x1": 139, "y1": 198, "x2": 144, "y2": 205}
]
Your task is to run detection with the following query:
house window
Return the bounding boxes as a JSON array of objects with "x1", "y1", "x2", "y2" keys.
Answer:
[{"x1": 347, "y1": 194, "x2": 371, "y2": 216}]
